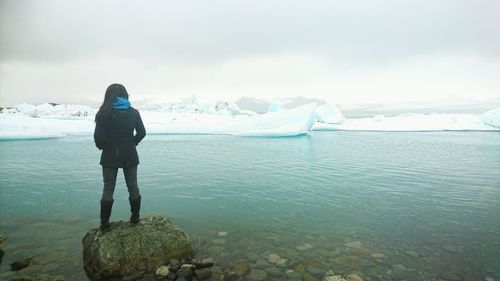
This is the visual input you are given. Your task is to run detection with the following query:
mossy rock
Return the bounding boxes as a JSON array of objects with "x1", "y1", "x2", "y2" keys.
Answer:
[{"x1": 82, "y1": 215, "x2": 193, "y2": 281}]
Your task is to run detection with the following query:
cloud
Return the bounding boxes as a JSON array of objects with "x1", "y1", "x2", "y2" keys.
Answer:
[
  {"x1": 1, "y1": 0, "x2": 499, "y2": 64},
  {"x1": 0, "y1": 0, "x2": 499, "y2": 106}
]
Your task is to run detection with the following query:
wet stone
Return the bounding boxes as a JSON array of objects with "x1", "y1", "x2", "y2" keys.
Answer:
[
  {"x1": 307, "y1": 265, "x2": 326, "y2": 280},
  {"x1": 233, "y1": 262, "x2": 250, "y2": 276},
  {"x1": 223, "y1": 271, "x2": 240, "y2": 281},
  {"x1": 10, "y1": 256, "x2": 33, "y2": 271},
  {"x1": 248, "y1": 269, "x2": 268, "y2": 281},
  {"x1": 253, "y1": 259, "x2": 271, "y2": 269},
  {"x1": 405, "y1": 250, "x2": 420, "y2": 258},
  {"x1": 195, "y1": 268, "x2": 212, "y2": 280},
  {"x1": 265, "y1": 266, "x2": 283, "y2": 277},
  {"x1": 285, "y1": 270, "x2": 302, "y2": 279}
]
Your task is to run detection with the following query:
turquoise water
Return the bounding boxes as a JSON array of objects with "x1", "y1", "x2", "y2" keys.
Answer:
[{"x1": 0, "y1": 132, "x2": 499, "y2": 280}]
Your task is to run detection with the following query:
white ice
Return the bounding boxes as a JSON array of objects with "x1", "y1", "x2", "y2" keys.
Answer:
[
  {"x1": 313, "y1": 113, "x2": 499, "y2": 131},
  {"x1": 480, "y1": 106, "x2": 500, "y2": 128},
  {"x1": 2, "y1": 101, "x2": 499, "y2": 140}
]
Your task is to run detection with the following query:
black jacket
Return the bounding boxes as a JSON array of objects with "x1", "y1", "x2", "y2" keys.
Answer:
[{"x1": 94, "y1": 107, "x2": 146, "y2": 168}]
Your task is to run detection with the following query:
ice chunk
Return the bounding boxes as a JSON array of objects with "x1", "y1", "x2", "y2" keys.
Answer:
[
  {"x1": 315, "y1": 104, "x2": 345, "y2": 124},
  {"x1": 0, "y1": 114, "x2": 93, "y2": 140},
  {"x1": 480, "y1": 106, "x2": 500, "y2": 128},
  {"x1": 235, "y1": 103, "x2": 317, "y2": 137}
]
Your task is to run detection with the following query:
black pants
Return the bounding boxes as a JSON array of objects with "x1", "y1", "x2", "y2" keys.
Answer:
[{"x1": 101, "y1": 165, "x2": 141, "y2": 201}]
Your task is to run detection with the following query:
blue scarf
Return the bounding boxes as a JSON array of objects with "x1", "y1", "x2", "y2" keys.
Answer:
[{"x1": 113, "y1": 97, "x2": 131, "y2": 109}]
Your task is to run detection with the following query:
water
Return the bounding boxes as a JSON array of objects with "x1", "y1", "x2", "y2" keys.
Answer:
[{"x1": 1, "y1": 132, "x2": 499, "y2": 280}]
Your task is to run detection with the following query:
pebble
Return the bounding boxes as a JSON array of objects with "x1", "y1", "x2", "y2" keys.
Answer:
[
  {"x1": 232, "y1": 262, "x2": 250, "y2": 276},
  {"x1": 156, "y1": 265, "x2": 170, "y2": 277},
  {"x1": 223, "y1": 271, "x2": 240, "y2": 281},
  {"x1": 324, "y1": 276, "x2": 347, "y2": 281},
  {"x1": 371, "y1": 253, "x2": 384, "y2": 259},
  {"x1": 296, "y1": 243, "x2": 314, "y2": 251},
  {"x1": 212, "y1": 238, "x2": 226, "y2": 245},
  {"x1": 392, "y1": 264, "x2": 407, "y2": 271},
  {"x1": 265, "y1": 266, "x2": 283, "y2": 277},
  {"x1": 347, "y1": 274, "x2": 364, "y2": 281},
  {"x1": 267, "y1": 253, "x2": 281, "y2": 264},
  {"x1": 443, "y1": 245, "x2": 459, "y2": 253},
  {"x1": 307, "y1": 265, "x2": 326, "y2": 279},
  {"x1": 195, "y1": 268, "x2": 212, "y2": 280},
  {"x1": 405, "y1": 250, "x2": 420, "y2": 258},
  {"x1": 254, "y1": 259, "x2": 271, "y2": 269},
  {"x1": 10, "y1": 256, "x2": 33, "y2": 271},
  {"x1": 218, "y1": 231, "x2": 227, "y2": 237},
  {"x1": 345, "y1": 241, "x2": 362, "y2": 249},
  {"x1": 485, "y1": 278, "x2": 494, "y2": 281},
  {"x1": 248, "y1": 269, "x2": 268, "y2": 281},
  {"x1": 286, "y1": 270, "x2": 302, "y2": 280},
  {"x1": 275, "y1": 258, "x2": 288, "y2": 267}
]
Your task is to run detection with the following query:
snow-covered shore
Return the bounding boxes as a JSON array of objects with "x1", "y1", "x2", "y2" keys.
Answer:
[{"x1": 1, "y1": 101, "x2": 499, "y2": 140}]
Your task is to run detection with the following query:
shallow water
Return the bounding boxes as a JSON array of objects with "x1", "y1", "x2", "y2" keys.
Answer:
[{"x1": 0, "y1": 132, "x2": 499, "y2": 280}]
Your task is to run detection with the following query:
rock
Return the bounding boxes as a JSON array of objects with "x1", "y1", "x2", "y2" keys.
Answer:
[
  {"x1": 275, "y1": 258, "x2": 288, "y2": 267},
  {"x1": 223, "y1": 271, "x2": 240, "y2": 281},
  {"x1": 405, "y1": 250, "x2": 419, "y2": 258},
  {"x1": 195, "y1": 268, "x2": 212, "y2": 280},
  {"x1": 345, "y1": 241, "x2": 362, "y2": 249},
  {"x1": 286, "y1": 270, "x2": 302, "y2": 280},
  {"x1": 233, "y1": 262, "x2": 250, "y2": 276},
  {"x1": 371, "y1": 253, "x2": 384, "y2": 259},
  {"x1": 307, "y1": 265, "x2": 326, "y2": 280},
  {"x1": 267, "y1": 253, "x2": 281, "y2": 264},
  {"x1": 296, "y1": 243, "x2": 314, "y2": 251},
  {"x1": 156, "y1": 265, "x2": 170, "y2": 277},
  {"x1": 212, "y1": 238, "x2": 226, "y2": 245},
  {"x1": 193, "y1": 257, "x2": 214, "y2": 268},
  {"x1": 10, "y1": 256, "x2": 33, "y2": 271},
  {"x1": 253, "y1": 259, "x2": 270, "y2": 269},
  {"x1": 303, "y1": 272, "x2": 318, "y2": 281},
  {"x1": 0, "y1": 234, "x2": 7, "y2": 244},
  {"x1": 82, "y1": 215, "x2": 193, "y2": 281},
  {"x1": 346, "y1": 274, "x2": 364, "y2": 281},
  {"x1": 485, "y1": 278, "x2": 494, "y2": 281},
  {"x1": 265, "y1": 266, "x2": 283, "y2": 277},
  {"x1": 392, "y1": 264, "x2": 407, "y2": 271},
  {"x1": 9, "y1": 274, "x2": 66, "y2": 281},
  {"x1": 177, "y1": 267, "x2": 194, "y2": 280},
  {"x1": 0, "y1": 248, "x2": 3, "y2": 265},
  {"x1": 218, "y1": 232, "x2": 228, "y2": 237},
  {"x1": 170, "y1": 259, "x2": 182, "y2": 272},
  {"x1": 443, "y1": 245, "x2": 459, "y2": 253},
  {"x1": 324, "y1": 275, "x2": 347, "y2": 281},
  {"x1": 248, "y1": 269, "x2": 268, "y2": 281}
]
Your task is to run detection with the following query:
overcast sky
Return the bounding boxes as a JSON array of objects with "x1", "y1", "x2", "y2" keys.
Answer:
[{"x1": 1, "y1": 0, "x2": 499, "y2": 107}]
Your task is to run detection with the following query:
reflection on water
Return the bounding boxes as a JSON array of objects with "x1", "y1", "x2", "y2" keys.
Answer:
[{"x1": 0, "y1": 132, "x2": 499, "y2": 280}]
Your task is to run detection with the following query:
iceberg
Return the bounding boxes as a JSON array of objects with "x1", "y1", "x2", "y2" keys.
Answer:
[
  {"x1": 315, "y1": 104, "x2": 345, "y2": 124},
  {"x1": 234, "y1": 103, "x2": 317, "y2": 137},
  {"x1": 0, "y1": 102, "x2": 317, "y2": 139},
  {"x1": 313, "y1": 113, "x2": 499, "y2": 131},
  {"x1": 480, "y1": 106, "x2": 500, "y2": 128}
]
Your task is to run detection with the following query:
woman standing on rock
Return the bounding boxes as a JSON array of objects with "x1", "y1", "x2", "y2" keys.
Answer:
[{"x1": 94, "y1": 84, "x2": 146, "y2": 231}]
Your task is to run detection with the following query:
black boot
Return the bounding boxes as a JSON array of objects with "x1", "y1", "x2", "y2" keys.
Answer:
[
  {"x1": 129, "y1": 196, "x2": 141, "y2": 224},
  {"x1": 100, "y1": 199, "x2": 113, "y2": 231}
]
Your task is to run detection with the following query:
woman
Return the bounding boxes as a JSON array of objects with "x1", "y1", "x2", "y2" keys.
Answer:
[{"x1": 94, "y1": 84, "x2": 146, "y2": 231}]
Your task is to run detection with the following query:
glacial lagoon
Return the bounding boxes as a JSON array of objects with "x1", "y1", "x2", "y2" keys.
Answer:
[{"x1": 0, "y1": 131, "x2": 499, "y2": 280}]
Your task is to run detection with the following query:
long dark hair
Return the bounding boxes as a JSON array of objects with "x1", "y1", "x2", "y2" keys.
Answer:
[{"x1": 95, "y1": 84, "x2": 129, "y2": 122}]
